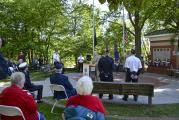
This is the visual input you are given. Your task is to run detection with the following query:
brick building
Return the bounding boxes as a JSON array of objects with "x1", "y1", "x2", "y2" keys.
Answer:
[{"x1": 145, "y1": 29, "x2": 179, "y2": 74}]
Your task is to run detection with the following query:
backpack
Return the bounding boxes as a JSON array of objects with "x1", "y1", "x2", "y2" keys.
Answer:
[{"x1": 64, "y1": 105, "x2": 105, "y2": 120}]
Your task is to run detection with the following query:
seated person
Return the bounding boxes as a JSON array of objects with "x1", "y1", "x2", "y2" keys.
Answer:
[
  {"x1": 18, "y1": 62, "x2": 43, "y2": 103},
  {"x1": 0, "y1": 72, "x2": 46, "y2": 120},
  {"x1": 64, "y1": 76, "x2": 106, "y2": 120},
  {"x1": 50, "y1": 63, "x2": 76, "y2": 99}
]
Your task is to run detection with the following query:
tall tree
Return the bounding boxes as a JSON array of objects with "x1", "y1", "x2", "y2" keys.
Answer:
[
  {"x1": 98, "y1": 0, "x2": 163, "y2": 57},
  {"x1": 0, "y1": 0, "x2": 66, "y2": 63}
]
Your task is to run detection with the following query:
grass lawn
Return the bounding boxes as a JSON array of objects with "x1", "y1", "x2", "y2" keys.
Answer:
[
  {"x1": 0, "y1": 71, "x2": 51, "y2": 82},
  {"x1": 0, "y1": 67, "x2": 78, "y2": 82},
  {"x1": 39, "y1": 103, "x2": 64, "y2": 120},
  {"x1": 39, "y1": 98, "x2": 179, "y2": 120},
  {"x1": 30, "y1": 68, "x2": 78, "y2": 81},
  {"x1": 30, "y1": 70, "x2": 52, "y2": 81},
  {"x1": 104, "y1": 102, "x2": 179, "y2": 117}
]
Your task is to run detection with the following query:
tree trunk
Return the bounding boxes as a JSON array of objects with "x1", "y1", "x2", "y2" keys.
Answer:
[
  {"x1": 176, "y1": 20, "x2": 179, "y2": 51},
  {"x1": 134, "y1": 11, "x2": 141, "y2": 58}
]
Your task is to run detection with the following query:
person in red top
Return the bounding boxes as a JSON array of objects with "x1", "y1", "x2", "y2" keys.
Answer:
[
  {"x1": 0, "y1": 72, "x2": 46, "y2": 120},
  {"x1": 66, "y1": 76, "x2": 106, "y2": 115}
]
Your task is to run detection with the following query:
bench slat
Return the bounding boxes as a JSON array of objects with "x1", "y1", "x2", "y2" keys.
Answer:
[{"x1": 92, "y1": 81, "x2": 154, "y2": 104}]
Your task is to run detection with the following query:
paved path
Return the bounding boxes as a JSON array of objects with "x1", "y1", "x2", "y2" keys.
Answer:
[
  {"x1": 1, "y1": 72, "x2": 179, "y2": 104},
  {"x1": 37, "y1": 72, "x2": 179, "y2": 105}
]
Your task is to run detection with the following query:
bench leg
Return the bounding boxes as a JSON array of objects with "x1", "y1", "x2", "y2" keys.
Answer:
[{"x1": 148, "y1": 96, "x2": 152, "y2": 105}]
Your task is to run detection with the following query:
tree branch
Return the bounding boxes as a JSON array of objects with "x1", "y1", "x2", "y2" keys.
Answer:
[
  {"x1": 128, "y1": 11, "x2": 135, "y2": 27},
  {"x1": 126, "y1": 27, "x2": 135, "y2": 36}
]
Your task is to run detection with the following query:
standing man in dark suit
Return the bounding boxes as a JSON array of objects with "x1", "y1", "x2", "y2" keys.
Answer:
[
  {"x1": 50, "y1": 63, "x2": 77, "y2": 99},
  {"x1": 19, "y1": 62, "x2": 43, "y2": 103},
  {"x1": 122, "y1": 49, "x2": 142, "y2": 101},
  {"x1": 98, "y1": 50, "x2": 114, "y2": 99}
]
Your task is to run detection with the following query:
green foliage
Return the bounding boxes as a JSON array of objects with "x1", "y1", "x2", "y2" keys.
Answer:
[
  {"x1": 148, "y1": 0, "x2": 179, "y2": 30},
  {"x1": 98, "y1": 0, "x2": 166, "y2": 57},
  {"x1": 0, "y1": 0, "x2": 67, "y2": 63},
  {"x1": 104, "y1": 19, "x2": 134, "y2": 62},
  {"x1": 1, "y1": 0, "x2": 102, "y2": 67}
]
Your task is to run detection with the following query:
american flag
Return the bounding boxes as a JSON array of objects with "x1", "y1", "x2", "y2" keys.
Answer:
[{"x1": 124, "y1": 28, "x2": 128, "y2": 44}]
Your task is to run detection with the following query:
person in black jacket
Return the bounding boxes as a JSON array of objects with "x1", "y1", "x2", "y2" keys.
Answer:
[
  {"x1": 19, "y1": 62, "x2": 43, "y2": 103},
  {"x1": 98, "y1": 50, "x2": 114, "y2": 99},
  {"x1": 0, "y1": 38, "x2": 8, "y2": 80}
]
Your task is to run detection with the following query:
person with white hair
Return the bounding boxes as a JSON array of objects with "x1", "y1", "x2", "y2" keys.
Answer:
[
  {"x1": 64, "y1": 76, "x2": 106, "y2": 119},
  {"x1": 0, "y1": 72, "x2": 46, "y2": 120}
]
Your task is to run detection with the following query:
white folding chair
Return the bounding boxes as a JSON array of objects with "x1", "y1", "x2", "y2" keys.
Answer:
[
  {"x1": 0, "y1": 105, "x2": 26, "y2": 120},
  {"x1": 50, "y1": 84, "x2": 68, "y2": 113}
]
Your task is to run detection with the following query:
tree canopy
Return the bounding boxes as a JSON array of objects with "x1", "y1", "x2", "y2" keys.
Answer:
[{"x1": 0, "y1": 0, "x2": 178, "y2": 67}]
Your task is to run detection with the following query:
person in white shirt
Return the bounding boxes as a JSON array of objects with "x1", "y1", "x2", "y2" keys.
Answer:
[
  {"x1": 77, "y1": 54, "x2": 84, "y2": 72},
  {"x1": 122, "y1": 49, "x2": 142, "y2": 102},
  {"x1": 53, "y1": 49, "x2": 60, "y2": 67}
]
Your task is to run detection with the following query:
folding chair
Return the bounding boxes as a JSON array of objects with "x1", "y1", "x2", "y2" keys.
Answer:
[
  {"x1": 50, "y1": 84, "x2": 68, "y2": 113},
  {"x1": 0, "y1": 105, "x2": 26, "y2": 120}
]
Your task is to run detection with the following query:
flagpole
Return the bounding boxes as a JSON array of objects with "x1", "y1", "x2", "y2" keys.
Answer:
[
  {"x1": 122, "y1": 2, "x2": 125, "y2": 60},
  {"x1": 92, "y1": 0, "x2": 95, "y2": 55}
]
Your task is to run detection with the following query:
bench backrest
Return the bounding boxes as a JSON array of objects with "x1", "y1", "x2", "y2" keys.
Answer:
[{"x1": 92, "y1": 82, "x2": 154, "y2": 96}]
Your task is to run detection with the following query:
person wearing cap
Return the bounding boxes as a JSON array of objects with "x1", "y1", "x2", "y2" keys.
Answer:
[
  {"x1": 0, "y1": 72, "x2": 46, "y2": 120},
  {"x1": 98, "y1": 50, "x2": 114, "y2": 100},
  {"x1": 50, "y1": 63, "x2": 77, "y2": 99},
  {"x1": 19, "y1": 62, "x2": 43, "y2": 103},
  {"x1": 122, "y1": 49, "x2": 142, "y2": 101}
]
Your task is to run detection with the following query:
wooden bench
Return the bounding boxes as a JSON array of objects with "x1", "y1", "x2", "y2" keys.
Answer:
[
  {"x1": 174, "y1": 71, "x2": 179, "y2": 78},
  {"x1": 92, "y1": 82, "x2": 154, "y2": 105}
]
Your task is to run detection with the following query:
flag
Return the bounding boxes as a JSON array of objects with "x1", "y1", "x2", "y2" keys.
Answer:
[
  {"x1": 93, "y1": 27, "x2": 97, "y2": 47},
  {"x1": 114, "y1": 43, "x2": 119, "y2": 62},
  {"x1": 124, "y1": 28, "x2": 128, "y2": 44}
]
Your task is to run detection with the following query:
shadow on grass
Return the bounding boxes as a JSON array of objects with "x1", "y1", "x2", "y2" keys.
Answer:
[{"x1": 40, "y1": 97, "x2": 179, "y2": 120}]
